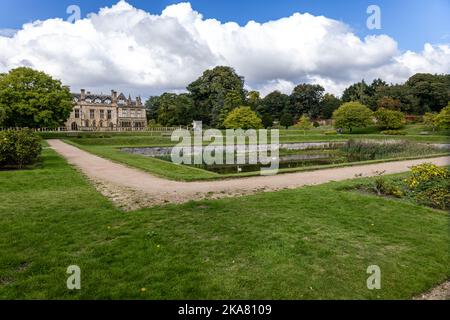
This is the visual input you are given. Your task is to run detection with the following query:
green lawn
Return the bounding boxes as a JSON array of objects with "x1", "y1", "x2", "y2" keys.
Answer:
[{"x1": 0, "y1": 148, "x2": 448, "y2": 299}]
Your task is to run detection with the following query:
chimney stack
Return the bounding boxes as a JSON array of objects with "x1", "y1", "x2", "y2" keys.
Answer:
[
  {"x1": 111, "y1": 90, "x2": 117, "y2": 102},
  {"x1": 80, "y1": 89, "x2": 85, "y2": 100}
]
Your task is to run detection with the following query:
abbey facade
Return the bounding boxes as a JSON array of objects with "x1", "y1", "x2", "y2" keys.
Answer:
[{"x1": 65, "y1": 89, "x2": 147, "y2": 131}]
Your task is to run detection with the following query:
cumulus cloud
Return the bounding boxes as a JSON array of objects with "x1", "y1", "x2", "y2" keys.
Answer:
[{"x1": 0, "y1": 1, "x2": 449, "y2": 97}]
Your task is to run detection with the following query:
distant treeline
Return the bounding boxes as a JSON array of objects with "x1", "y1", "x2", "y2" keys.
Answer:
[{"x1": 145, "y1": 66, "x2": 450, "y2": 127}]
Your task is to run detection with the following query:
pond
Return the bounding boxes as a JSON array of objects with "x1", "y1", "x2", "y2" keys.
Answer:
[
  {"x1": 121, "y1": 141, "x2": 448, "y2": 175},
  {"x1": 122, "y1": 142, "x2": 347, "y2": 174}
]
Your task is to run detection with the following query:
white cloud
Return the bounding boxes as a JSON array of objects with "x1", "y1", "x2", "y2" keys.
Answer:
[{"x1": 0, "y1": 1, "x2": 449, "y2": 97}]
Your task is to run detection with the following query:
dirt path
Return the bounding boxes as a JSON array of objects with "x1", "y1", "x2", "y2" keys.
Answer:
[
  {"x1": 414, "y1": 281, "x2": 450, "y2": 300},
  {"x1": 48, "y1": 139, "x2": 450, "y2": 209}
]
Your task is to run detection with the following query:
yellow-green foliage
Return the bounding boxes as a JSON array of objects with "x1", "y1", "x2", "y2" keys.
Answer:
[
  {"x1": 435, "y1": 104, "x2": 450, "y2": 129},
  {"x1": 374, "y1": 108, "x2": 405, "y2": 129},
  {"x1": 223, "y1": 106, "x2": 263, "y2": 130},
  {"x1": 405, "y1": 163, "x2": 449, "y2": 210},
  {"x1": 405, "y1": 163, "x2": 448, "y2": 189},
  {"x1": 332, "y1": 102, "x2": 373, "y2": 133}
]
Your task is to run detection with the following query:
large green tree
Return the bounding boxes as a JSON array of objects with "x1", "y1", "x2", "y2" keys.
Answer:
[
  {"x1": 0, "y1": 67, "x2": 73, "y2": 128},
  {"x1": 148, "y1": 93, "x2": 195, "y2": 126},
  {"x1": 290, "y1": 84, "x2": 325, "y2": 118},
  {"x1": 333, "y1": 102, "x2": 373, "y2": 133},
  {"x1": 405, "y1": 73, "x2": 450, "y2": 113},
  {"x1": 320, "y1": 93, "x2": 341, "y2": 119},
  {"x1": 256, "y1": 91, "x2": 290, "y2": 121},
  {"x1": 342, "y1": 79, "x2": 387, "y2": 110},
  {"x1": 187, "y1": 66, "x2": 246, "y2": 127}
]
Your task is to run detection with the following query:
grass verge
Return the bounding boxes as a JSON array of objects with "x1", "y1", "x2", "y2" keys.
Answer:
[{"x1": 0, "y1": 148, "x2": 449, "y2": 299}]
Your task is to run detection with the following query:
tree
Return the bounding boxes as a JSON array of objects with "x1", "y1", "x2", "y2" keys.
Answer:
[
  {"x1": 374, "y1": 84, "x2": 419, "y2": 114},
  {"x1": 187, "y1": 66, "x2": 246, "y2": 127},
  {"x1": 261, "y1": 113, "x2": 273, "y2": 128},
  {"x1": 374, "y1": 108, "x2": 405, "y2": 130},
  {"x1": 145, "y1": 96, "x2": 162, "y2": 121},
  {"x1": 246, "y1": 90, "x2": 261, "y2": 110},
  {"x1": 217, "y1": 89, "x2": 244, "y2": 128},
  {"x1": 377, "y1": 96, "x2": 401, "y2": 111},
  {"x1": 223, "y1": 106, "x2": 263, "y2": 130},
  {"x1": 333, "y1": 102, "x2": 373, "y2": 133},
  {"x1": 341, "y1": 80, "x2": 374, "y2": 109},
  {"x1": 406, "y1": 73, "x2": 449, "y2": 113},
  {"x1": 290, "y1": 84, "x2": 325, "y2": 118},
  {"x1": 256, "y1": 91, "x2": 290, "y2": 121},
  {"x1": 320, "y1": 93, "x2": 341, "y2": 119},
  {"x1": 294, "y1": 114, "x2": 313, "y2": 134},
  {"x1": 435, "y1": 103, "x2": 450, "y2": 129},
  {"x1": 342, "y1": 79, "x2": 387, "y2": 110},
  {"x1": 0, "y1": 67, "x2": 73, "y2": 128},
  {"x1": 150, "y1": 93, "x2": 195, "y2": 126},
  {"x1": 423, "y1": 112, "x2": 438, "y2": 132},
  {"x1": 279, "y1": 112, "x2": 294, "y2": 129}
]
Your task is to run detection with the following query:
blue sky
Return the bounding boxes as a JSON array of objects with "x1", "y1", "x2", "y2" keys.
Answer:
[{"x1": 1, "y1": 0, "x2": 449, "y2": 51}]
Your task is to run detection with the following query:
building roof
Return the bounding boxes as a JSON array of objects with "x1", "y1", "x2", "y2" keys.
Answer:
[{"x1": 72, "y1": 90, "x2": 143, "y2": 107}]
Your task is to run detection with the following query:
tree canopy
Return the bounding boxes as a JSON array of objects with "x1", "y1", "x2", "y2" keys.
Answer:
[
  {"x1": 374, "y1": 108, "x2": 405, "y2": 130},
  {"x1": 223, "y1": 106, "x2": 263, "y2": 130},
  {"x1": 333, "y1": 102, "x2": 373, "y2": 133},
  {"x1": 0, "y1": 67, "x2": 73, "y2": 128},
  {"x1": 187, "y1": 66, "x2": 246, "y2": 127},
  {"x1": 144, "y1": 67, "x2": 449, "y2": 128}
]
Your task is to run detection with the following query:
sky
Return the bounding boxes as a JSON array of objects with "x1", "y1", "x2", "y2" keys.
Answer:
[{"x1": 0, "y1": 0, "x2": 449, "y2": 97}]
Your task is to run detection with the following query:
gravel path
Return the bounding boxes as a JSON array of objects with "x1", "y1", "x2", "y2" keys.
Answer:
[{"x1": 48, "y1": 139, "x2": 450, "y2": 208}]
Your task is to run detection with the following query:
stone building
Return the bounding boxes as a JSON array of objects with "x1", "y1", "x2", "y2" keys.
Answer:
[{"x1": 65, "y1": 89, "x2": 147, "y2": 131}]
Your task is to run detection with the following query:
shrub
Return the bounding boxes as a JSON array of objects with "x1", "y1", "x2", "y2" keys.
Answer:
[
  {"x1": 0, "y1": 129, "x2": 42, "y2": 168},
  {"x1": 223, "y1": 106, "x2": 263, "y2": 130},
  {"x1": 381, "y1": 130, "x2": 406, "y2": 135},
  {"x1": 373, "y1": 174, "x2": 403, "y2": 198},
  {"x1": 404, "y1": 163, "x2": 449, "y2": 210},
  {"x1": 324, "y1": 130, "x2": 337, "y2": 135},
  {"x1": 294, "y1": 114, "x2": 313, "y2": 131},
  {"x1": 333, "y1": 102, "x2": 373, "y2": 133},
  {"x1": 374, "y1": 108, "x2": 405, "y2": 130},
  {"x1": 435, "y1": 104, "x2": 450, "y2": 129}
]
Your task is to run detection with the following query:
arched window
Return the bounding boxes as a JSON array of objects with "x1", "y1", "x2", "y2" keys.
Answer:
[
  {"x1": 109, "y1": 122, "x2": 114, "y2": 130},
  {"x1": 85, "y1": 120, "x2": 89, "y2": 127},
  {"x1": 71, "y1": 122, "x2": 78, "y2": 131},
  {"x1": 99, "y1": 120, "x2": 103, "y2": 127}
]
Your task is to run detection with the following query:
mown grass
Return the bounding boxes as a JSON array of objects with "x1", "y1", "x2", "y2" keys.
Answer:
[{"x1": 0, "y1": 148, "x2": 449, "y2": 299}]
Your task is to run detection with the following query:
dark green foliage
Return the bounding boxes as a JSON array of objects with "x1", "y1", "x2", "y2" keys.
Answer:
[
  {"x1": 261, "y1": 113, "x2": 273, "y2": 128},
  {"x1": 279, "y1": 112, "x2": 294, "y2": 129},
  {"x1": 187, "y1": 66, "x2": 246, "y2": 127},
  {"x1": 405, "y1": 73, "x2": 450, "y2": 113},
  {"x1": 256, "y1": 91, "x2": 290, "y2": 121},
  {"x1": 320, "y1": 93, "x2": 341, "y2": 119},
  {"x1": 290, "y1": 84, "x2": 325, "y2": 118},
  {"x1": 0, "y1": 129, "x2": 42, "y2": 168}
]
